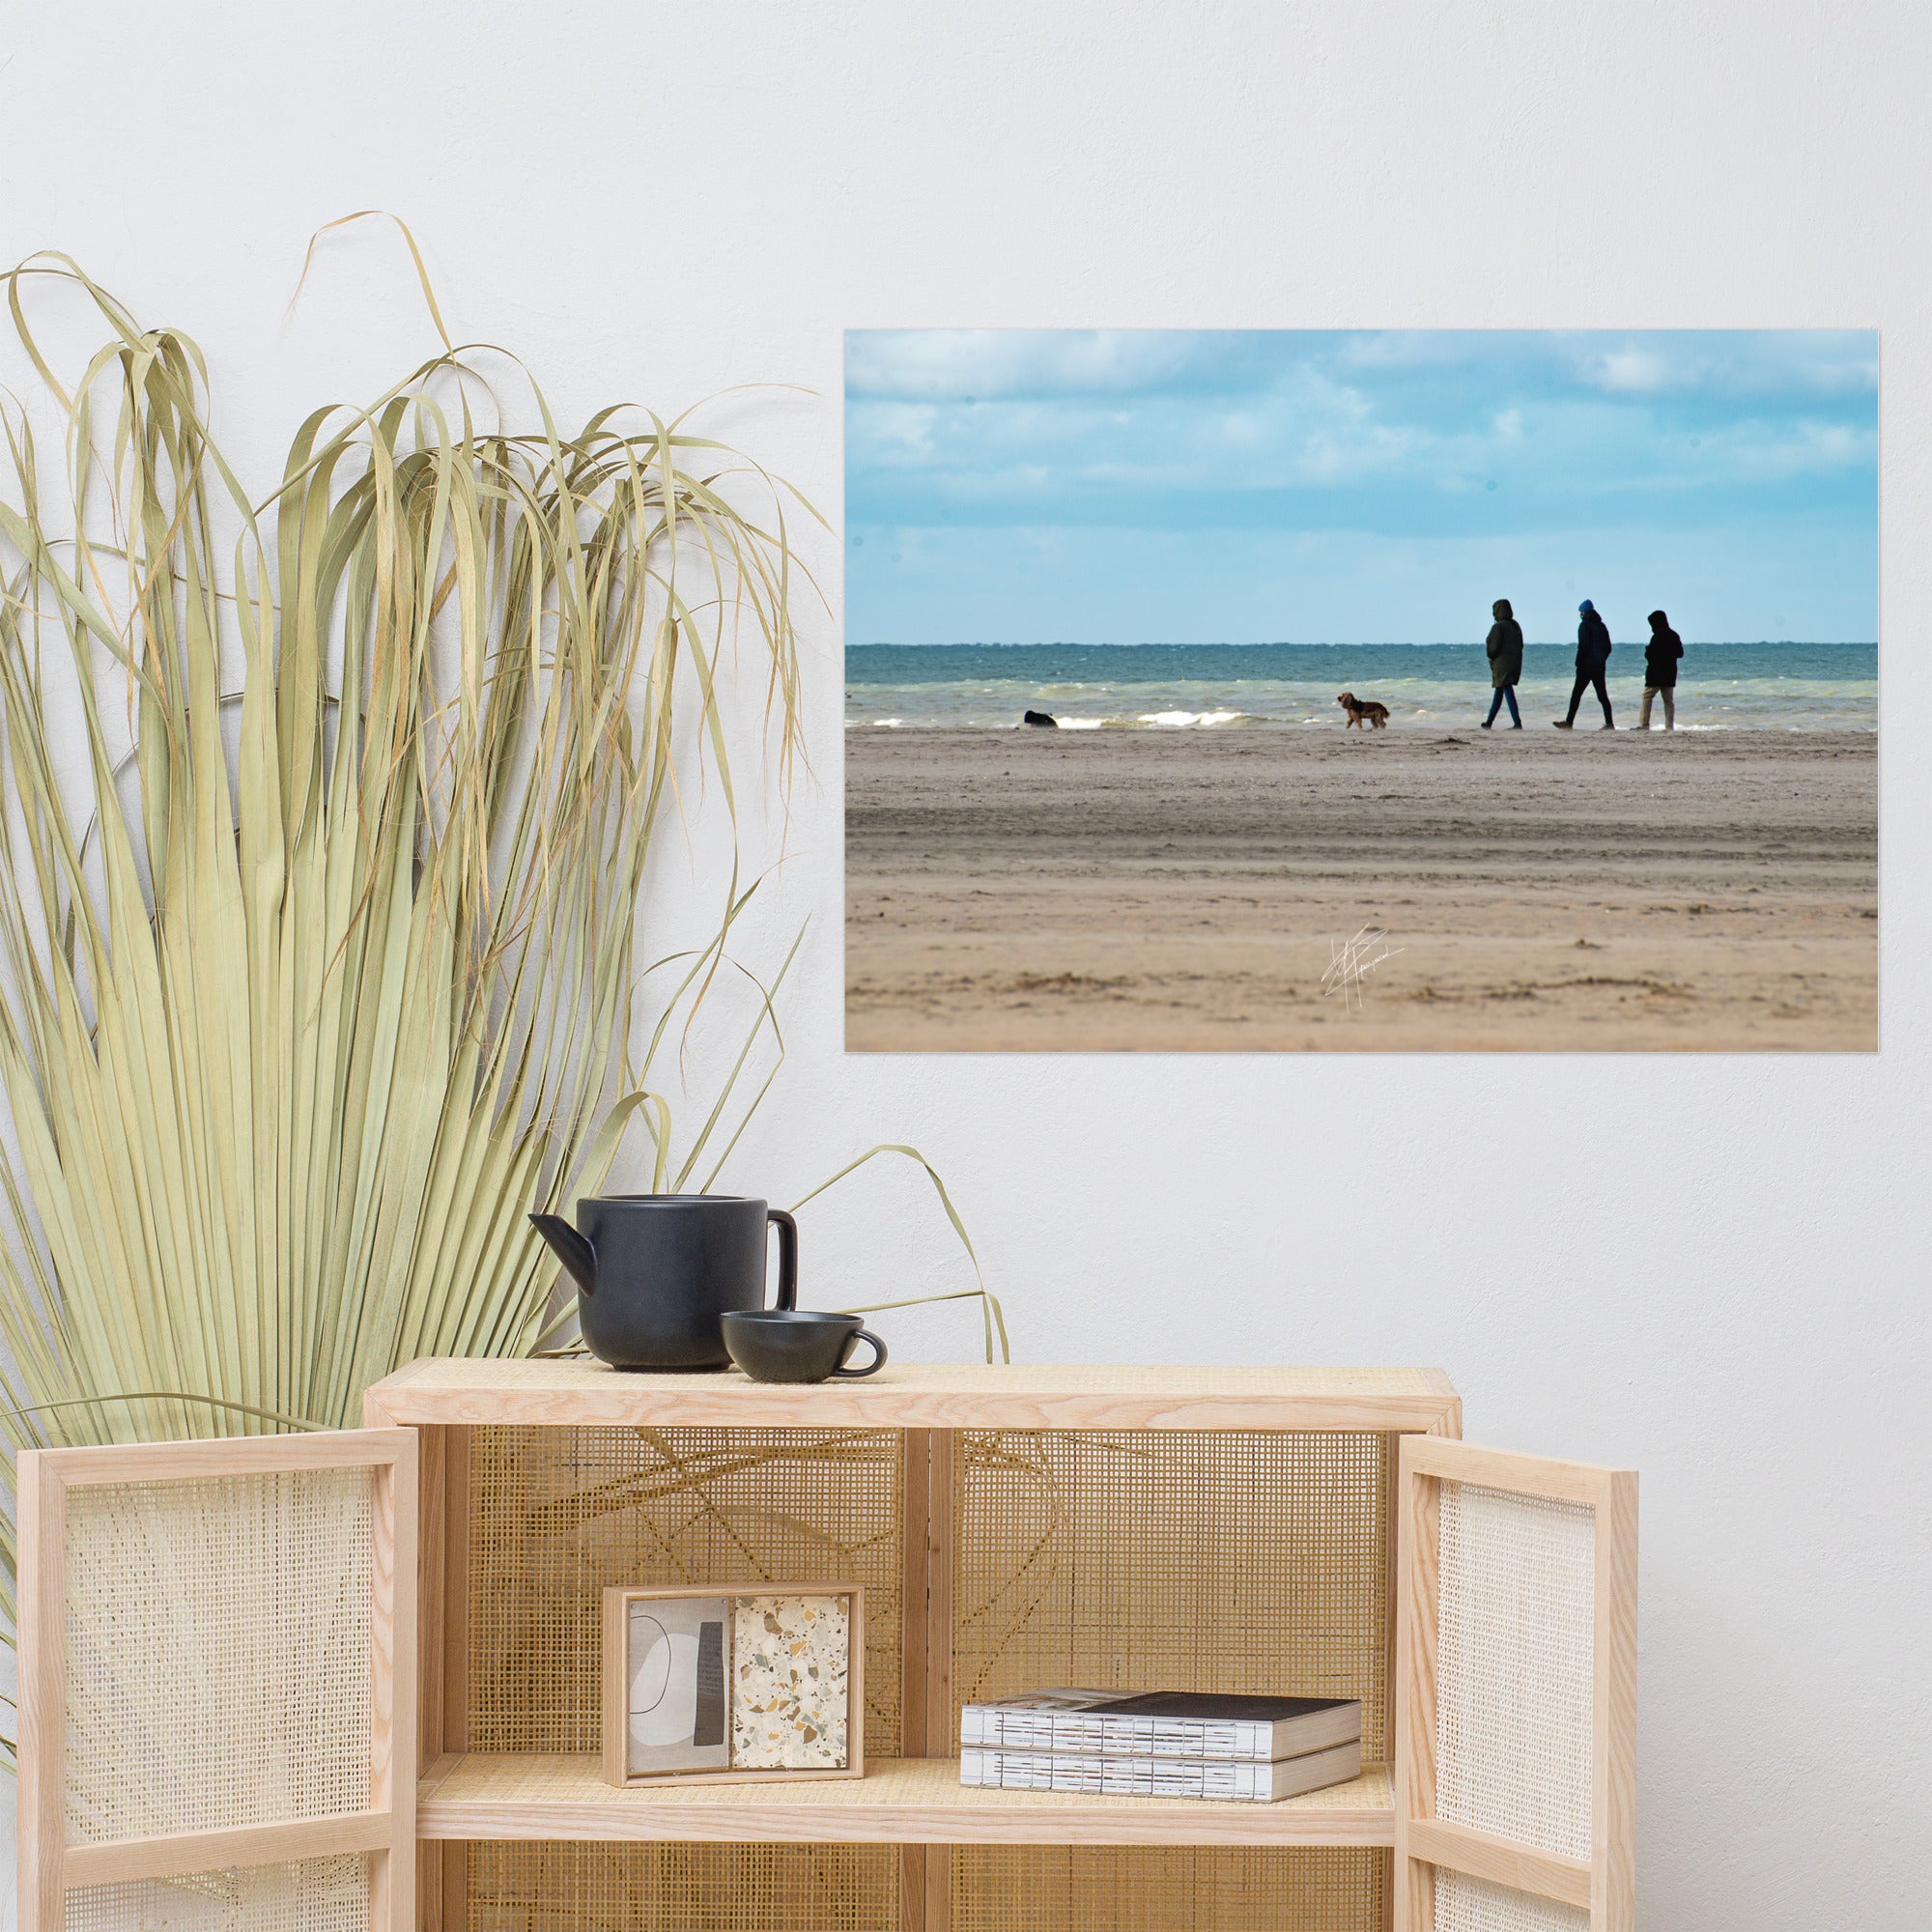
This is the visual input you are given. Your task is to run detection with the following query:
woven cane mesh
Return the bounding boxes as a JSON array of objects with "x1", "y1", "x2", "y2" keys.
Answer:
[
  {"x1": 953, "y1": 1847, "x2": 1387, "y2": 1931},
  {"x1": 1435, "y1": 1481, "x2": 1595, "y2": 1861},
  {"x1": 63, "y1": 1856, "x2": 370, "y2": 1932},
  {"x1": 466, "y1": 1841, "x2": 897, "y2": 1932},
  {"x1": 1434, "y1": 1870, "x2": 1590, "y2": 1932},
  {"x1": 63, "y1": 1469, "x2": 375, "y2": 1842},
  {"x1": 953, "y1": 1431, "x2": 1392, "y2": 1758},
  {"x1": 468, "y1": 1426, "x2": 902, "y2": 1756}
]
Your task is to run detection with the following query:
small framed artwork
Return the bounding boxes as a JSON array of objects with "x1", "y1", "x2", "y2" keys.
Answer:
[{"x1": 601, "y1": 1583, "x2": 865, "y2": 1787}]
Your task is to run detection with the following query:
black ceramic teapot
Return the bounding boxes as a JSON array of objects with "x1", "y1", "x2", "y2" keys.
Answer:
[{"x1": 529, "y1": 1194, "x2": 798, "y2": 1371}]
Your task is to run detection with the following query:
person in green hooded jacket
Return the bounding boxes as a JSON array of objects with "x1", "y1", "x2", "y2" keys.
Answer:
[{"x1": 1481, "y1": 598, "x2": 1524, "y2": 728}]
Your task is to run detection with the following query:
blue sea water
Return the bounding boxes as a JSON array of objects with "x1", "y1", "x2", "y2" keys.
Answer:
[{"x1": 845, "y1": 641, "x2": 1877, "y2": 732}]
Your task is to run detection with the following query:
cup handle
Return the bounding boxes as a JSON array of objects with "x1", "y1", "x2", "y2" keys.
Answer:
[
  {"x1": 832, "y1": 1328, "x2": 888, "y2": 1378},
  {"x1": 767, "y1": 1208, "x2": 798, "y2": 1311}
]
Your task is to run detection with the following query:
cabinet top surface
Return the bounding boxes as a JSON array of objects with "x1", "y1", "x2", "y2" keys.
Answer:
[{"x1": 364, "y1": 1357, "x2": 1460, "y2": 1431}]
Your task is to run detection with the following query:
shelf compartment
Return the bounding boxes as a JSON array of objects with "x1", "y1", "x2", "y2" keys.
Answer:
[
  {"x1": 417, "y1": 1754, "x2": 1394, "y2": 1848},
  {"x1": 952, "y1": 1843, "x2": 1389, "y2": 1932},
  {"x1": 951, "y1": 1428, "x2": 1394, "y2": 1761},
  {"x1": 464, "y1": 1424, "x2": 907, "y2": 1758}
]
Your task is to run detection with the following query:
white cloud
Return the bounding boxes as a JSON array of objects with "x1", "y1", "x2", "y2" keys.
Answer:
[
  {"x1": 847, "y1": 329, "x2": 1197, "y2": 401},
  {"x1": 860, "y1": 402, "x2": 938, "y2": 454},
  {"x1": 1707, "y1": 418, "x2": 1876, "y2": 481},
  {"x1": 1572, "y1": 331, "x2": 1877, "y2": 400},
  {"x1": 846, "y1": 331, "x2": 1878, "y2": 539},
  {"x1": 1592, "y1": 350, "x2": 1672, "y2": 394}
]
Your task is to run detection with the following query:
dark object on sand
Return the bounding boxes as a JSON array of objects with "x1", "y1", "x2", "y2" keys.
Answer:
[
  {"x1": 1336, "y1": 693, "x2": 1390, "y2": 729},
  {"x1": 1023, "y1": 709, "x2": 1059, "y2": 727}
]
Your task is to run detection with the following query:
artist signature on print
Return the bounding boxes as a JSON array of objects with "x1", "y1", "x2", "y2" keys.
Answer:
[{"x1": 1321, "y1": 926, "x2": 1404, "y2": 1013}]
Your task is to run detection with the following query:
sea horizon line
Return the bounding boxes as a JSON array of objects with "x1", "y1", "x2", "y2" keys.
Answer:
[{"x1": 848, "y1": 638, "x2": 1878, "y2": 650}]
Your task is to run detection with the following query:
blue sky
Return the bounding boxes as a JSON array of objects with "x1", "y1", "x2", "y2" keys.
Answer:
[{"x1": 844, "y1": 330, "x2": 1878, "y2": 643}]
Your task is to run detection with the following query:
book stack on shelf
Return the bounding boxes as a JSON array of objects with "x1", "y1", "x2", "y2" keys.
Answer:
[{"x1": 958, "y1": 1688, "x2": 1363, "y2": 1804}]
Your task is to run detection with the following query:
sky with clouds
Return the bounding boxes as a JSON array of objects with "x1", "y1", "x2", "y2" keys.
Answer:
[{"x1": 844, "y1": 329, "x2": 1878, "y2": 643}]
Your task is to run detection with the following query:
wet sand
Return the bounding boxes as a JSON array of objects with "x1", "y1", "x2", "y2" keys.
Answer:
[{"x1": 844, "y1": 728, "x2": 1878, "y2": 1052}]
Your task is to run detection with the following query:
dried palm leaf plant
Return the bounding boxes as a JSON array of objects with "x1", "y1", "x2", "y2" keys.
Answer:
[{"x1": 0, "y1": 239, "x2": 1001, "y2": 1766}]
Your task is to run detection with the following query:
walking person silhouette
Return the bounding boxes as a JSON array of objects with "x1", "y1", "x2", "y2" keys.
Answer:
[
  {"x1": 1554, "y1": 599, "x2": 1615, "y2": 729},
  {"x1": 1482, "y1": 598, "x2": 1524, "y2": 728},
  {"x1": 1639, "y1": 610, "x2": 1684, "y2": 729}
]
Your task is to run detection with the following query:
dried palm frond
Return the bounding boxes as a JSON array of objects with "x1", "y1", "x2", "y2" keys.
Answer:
[{"x1": 0, "y1": 244, "x2": 998, "y2": 1770}]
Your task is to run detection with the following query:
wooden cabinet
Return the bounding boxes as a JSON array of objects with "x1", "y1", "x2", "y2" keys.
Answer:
[{"x1": 17, "y1": 1363, "x2": 1634, "y2": 1932}]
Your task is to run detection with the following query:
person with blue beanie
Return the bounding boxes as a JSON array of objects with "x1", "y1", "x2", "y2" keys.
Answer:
[{"x1": 1554, "y1": 600, "x2": 1615, "y2": 729}]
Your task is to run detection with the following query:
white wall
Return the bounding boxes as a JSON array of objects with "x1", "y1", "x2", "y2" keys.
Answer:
[{"x1": 4, "y1": 2, "x2": 1928, "y2": 1925}]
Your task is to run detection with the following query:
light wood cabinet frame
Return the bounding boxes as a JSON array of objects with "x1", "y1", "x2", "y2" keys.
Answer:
[
  {"x1": 15, "y1": 1428, "x2": 417, "y2": 1932},
  {"x1": 1394, "y1": 1436, "x2": 1637, "y2": 1932}
]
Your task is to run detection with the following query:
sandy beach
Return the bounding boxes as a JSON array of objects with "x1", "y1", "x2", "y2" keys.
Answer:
[{"x1": 844, "y1": 728, "x2": 1877, "y2": 1051}]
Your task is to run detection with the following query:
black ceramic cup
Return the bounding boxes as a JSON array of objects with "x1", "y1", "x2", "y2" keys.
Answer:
[{"x1": 720, "y1": 1310, "x2": 888, "y2": 1384}]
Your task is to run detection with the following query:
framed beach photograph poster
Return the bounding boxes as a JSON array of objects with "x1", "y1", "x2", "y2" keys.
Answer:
[{"x1": 843, "y1": 329, "x2": 1878, "y2": 1052}]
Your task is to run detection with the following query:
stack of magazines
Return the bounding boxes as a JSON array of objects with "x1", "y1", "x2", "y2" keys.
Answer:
[{"x1": 958, "y1": 1688, "x2": 1362, "y2": 1803}]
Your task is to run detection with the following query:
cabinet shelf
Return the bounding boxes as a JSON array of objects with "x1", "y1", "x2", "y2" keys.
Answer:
[
  {"x1": 367, "y1": 1356, "x2": 1463, "y2": 1434},
  {"x1": 415, "y1": 1752, "x2": 1396, "y2": 1848}
]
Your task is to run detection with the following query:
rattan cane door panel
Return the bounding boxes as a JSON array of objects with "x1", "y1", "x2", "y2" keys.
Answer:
[
  {"x1": 1431, "y1": 1870, "x2": 1590, "y2": 1932},
  {"x1": 62, "y1": 1467, "x2": 377, "y2": 1842},
  {"x1": 63, "y1": 1856, "x2": 374, "y2": 1932},
  {"x1": 1435, "y1": 1484, "x2": 1595, "y2": 1861},
  {"x1": 952, "y1": 1430, "x2": 1394, "y2": 1760}
]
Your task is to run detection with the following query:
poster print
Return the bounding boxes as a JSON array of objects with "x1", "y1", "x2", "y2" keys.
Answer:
[{"x1": 845, "y1": 330, "x2": 1876, "y2": 1051}]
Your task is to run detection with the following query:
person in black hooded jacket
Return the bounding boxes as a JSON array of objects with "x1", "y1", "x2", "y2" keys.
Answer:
[
  {"x1": 1481, "y1": 598, "x2": 1524, "y2": 728},
  {"x1": 1638, "y1": 610, "x2": 1684, "y2": 730},
  {"x1": 1554, "y1": 600, "x2": 1614, "y2": 729}
]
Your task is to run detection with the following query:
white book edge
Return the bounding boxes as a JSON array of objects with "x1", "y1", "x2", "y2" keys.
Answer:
[{"x1": 958, "y1": 1737, "x2": 1364, "y2": 1804}]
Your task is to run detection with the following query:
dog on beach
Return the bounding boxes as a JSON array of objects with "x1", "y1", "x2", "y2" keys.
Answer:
[{"x1": 1337, "y1": 692, "x2": 1390, "y2": 730}]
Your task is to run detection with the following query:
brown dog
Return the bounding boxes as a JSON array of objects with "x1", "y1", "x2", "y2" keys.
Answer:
[{"x1": 1337, "y1": 692, "x2": 1390, "y2": 729}]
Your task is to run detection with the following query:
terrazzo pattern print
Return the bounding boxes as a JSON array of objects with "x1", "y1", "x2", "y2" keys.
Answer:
[{"x1": 730, "y1": 1594, "x2": 851, "y2": 1770}]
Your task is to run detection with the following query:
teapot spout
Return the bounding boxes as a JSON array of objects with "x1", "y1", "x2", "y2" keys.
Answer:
[{"x1": 529, "y1": 1212, "x2": 598, "y2": 1296}]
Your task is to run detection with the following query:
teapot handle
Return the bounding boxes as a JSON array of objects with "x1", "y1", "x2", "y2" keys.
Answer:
[{"x1": 767, "y1": 1208, "x2": 798, "y2": 1311}]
